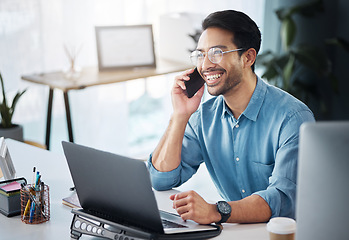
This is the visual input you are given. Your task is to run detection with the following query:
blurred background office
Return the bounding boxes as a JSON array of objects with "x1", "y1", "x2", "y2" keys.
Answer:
[{"x1": 1, "y1": 0, "x2": 348, "y2": 157}]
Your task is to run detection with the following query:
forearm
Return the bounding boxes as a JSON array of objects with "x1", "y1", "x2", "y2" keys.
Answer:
[
  {"x1": 171, "y1": 191, "x2": 271, "y2": 224},
  {"x1": 151, "y1": 114, "x2": 189, "y2": 172},
  {"x1": 225, "y1": 194, "x2": 271, "y2": 223}
]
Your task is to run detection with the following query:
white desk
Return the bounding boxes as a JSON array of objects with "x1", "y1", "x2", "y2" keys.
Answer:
[{"x1": 0, "y1": 139, "x2": 269, "y2": 240}]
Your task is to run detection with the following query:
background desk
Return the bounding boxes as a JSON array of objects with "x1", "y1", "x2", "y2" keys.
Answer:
[
  {"x1": 21, "y1": 59, "x2": 191, "y2": 150},
  {"x1": 0, "y1": 139, "x2": 269, "y2": 240}
]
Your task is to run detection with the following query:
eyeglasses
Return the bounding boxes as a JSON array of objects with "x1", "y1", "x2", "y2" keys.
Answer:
[{"x1": 190, "y1": 47, "x2": 245, "y2": 66}]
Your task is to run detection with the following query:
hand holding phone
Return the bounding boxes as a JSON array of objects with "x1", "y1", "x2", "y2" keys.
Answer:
[{"x1": 185, "y1": 68, "x2": 205, "y2": 98}]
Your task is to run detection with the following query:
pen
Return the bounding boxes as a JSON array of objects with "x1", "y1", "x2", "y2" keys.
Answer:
[
  {"x1": 36, "y1": 175, "x2": 41, "y2": 191},
  {"x1": 34, "y1": 172, "x2": 40, "y2": 189},
  {"x1": 40, "y1": 182, "x2": 45, "y2": 213},
  {"x1": 21, "y1": 183, "x2": 47, "y2": 219},
  {"x1": 30, "y1": 181, "x2": 39, "y2": 222},
  {"x1": 29, "y1": 200, "x2": 35, "y2": 223},
  {"x1": 32, "y1": 167, "x2": 36, "y2": 186},
  {"x1": 21, "y1": 183, "x2": 35, "y2": 196},
  {"x1": 21, "y1": 183, "x2": 33, "y2": 220}
]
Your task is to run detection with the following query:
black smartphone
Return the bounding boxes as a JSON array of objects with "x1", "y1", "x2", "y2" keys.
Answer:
[{"x1": 185, "y1": 68, "x2": 205, "y2": 98}]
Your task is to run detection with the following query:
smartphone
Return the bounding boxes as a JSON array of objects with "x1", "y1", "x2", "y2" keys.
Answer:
[{"x1": 185, "y1": 68, "x2": 205, "y2": 98}]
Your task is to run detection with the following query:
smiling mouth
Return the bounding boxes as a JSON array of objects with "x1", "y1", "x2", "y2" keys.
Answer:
[
  {"x1": 206, "y1": 73, "x2": 222, "y2": 81},
  {"x1": 204, "y1": 72, "x2": 224, "y2": 86}
]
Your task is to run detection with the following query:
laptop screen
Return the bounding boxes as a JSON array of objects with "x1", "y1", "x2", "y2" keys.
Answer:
[{"x1": 62, "y1": 141, "x2": 164, "y2": 233}]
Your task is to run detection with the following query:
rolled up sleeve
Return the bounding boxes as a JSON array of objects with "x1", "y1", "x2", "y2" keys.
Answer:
[
  {"x1": 254, "y1": 110, "x2": 314, "y2": 218},
  {"x1": 147, "y1": 154, "x2": 182, "y2": 191}
]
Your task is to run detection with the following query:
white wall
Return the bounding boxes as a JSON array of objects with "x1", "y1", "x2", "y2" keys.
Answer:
[{"x1": 0, "y1": 0, "x2": 266, "y2": 156}]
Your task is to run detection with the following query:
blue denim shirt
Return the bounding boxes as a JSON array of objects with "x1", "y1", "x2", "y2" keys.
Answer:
[{"x1": 148, "y1": 77, "x2": 315, "y2": 218}]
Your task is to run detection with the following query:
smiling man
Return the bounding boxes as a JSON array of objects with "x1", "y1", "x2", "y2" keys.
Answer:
[{"x1": 147, "y1": 10, "x2": 315, "y2": 224}]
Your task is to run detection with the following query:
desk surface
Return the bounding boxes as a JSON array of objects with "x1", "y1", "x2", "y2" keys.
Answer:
[
  {"x1": 0, "y1": 139, "x2": 269, "y2": 240},
  {"x1": 21, "y1": 59, "x2": 191, "y2": 91}
]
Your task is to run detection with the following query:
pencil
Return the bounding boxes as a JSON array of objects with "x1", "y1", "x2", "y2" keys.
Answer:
[{"x1": 23, "y1": 199, "x2": 31, "y2": 220}]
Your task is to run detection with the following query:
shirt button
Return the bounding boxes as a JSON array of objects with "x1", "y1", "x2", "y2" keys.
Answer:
[
  {"x1": 236, "y1": 157, "x2": 240, "y2": 162},
  {"x1": 242, "y1": 189, "x2": 245, "y2": 193},
  {"x1": 235, "y1": 124, "x2": 239, "y2": 128}
]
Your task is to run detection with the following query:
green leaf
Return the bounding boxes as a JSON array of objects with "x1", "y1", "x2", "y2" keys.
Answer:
[
  {"x1": 325, "y1": 37, "x2": 349, "y2": 52},
  {"x1": 293, "y1": 45, "x2": 330, "y2": 76},
  {"x1": 281, "y1": 18, "x2": 297, "y2": 50},
  {"x1": 296, "y1": 0, "x2": 324, "y2": 18},
  {"x1": 256, "y1": 50, "x2": 273, "y2": 64},
  {"x1": 11, "y1": 89, "x2": 26, "y2": 113},
  {"x1": 283, "y1": 54, "x2": 296, "y2": 91},
  {"x1": 0, "y1": 72, "x2": 7, "y2": 108},
  {"x1": 262, "y1": 64, "x2": 279, "y2": 80},
  {"x1": 0, "y1": 104, "x2": 12, "y2": 128},
  {"x1": 276, "y1": 8, "x2": 292, "y2": 21},
  {"x1": 258, "y1": 54, "x2": 290, "y2": 88},
  {"x1": 0, "y1": 71, "x2": 26, "y2": 128},
  {"x1": 276, "y1": 0, "x2": 323, "y2": 20}
]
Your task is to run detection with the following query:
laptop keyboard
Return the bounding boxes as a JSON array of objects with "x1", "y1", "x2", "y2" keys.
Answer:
[
  {"x1": 161, "y1": 219, "x2": 187, "y2": 229},
  {"x1": 86, "y1": 209, "x2": 188, "y2": 231}
]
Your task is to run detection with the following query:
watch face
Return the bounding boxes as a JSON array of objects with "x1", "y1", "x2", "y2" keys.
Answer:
[{"x1": 218, "y1": 201, "x2": 231, "y2": 215}]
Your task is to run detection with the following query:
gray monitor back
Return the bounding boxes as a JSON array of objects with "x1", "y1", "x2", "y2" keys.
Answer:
[{"x1": 296, "y1": 122, "x2": 349, "y2": 240}]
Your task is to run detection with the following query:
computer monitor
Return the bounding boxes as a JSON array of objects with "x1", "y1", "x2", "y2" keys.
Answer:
[{"x1": 296, "y1": 121, "x2": 349, "y2": 240}]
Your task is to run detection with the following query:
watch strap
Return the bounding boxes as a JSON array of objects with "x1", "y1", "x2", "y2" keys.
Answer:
[
  {"x1": 216, "y1": 201, "x2": 231, "y2": 224},
  {"x1": 217, "y1": 213, "x2": 230, "y2": 224}
]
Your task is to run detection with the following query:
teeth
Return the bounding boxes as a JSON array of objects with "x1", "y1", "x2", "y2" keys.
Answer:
[{"x1": 206, "y1": 74, "x2": 222, "y2": 81}]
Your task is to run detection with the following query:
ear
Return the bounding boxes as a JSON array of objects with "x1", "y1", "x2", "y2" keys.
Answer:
[{"x1": 242, "y1": 48, "x2": 256, "y2": 69}]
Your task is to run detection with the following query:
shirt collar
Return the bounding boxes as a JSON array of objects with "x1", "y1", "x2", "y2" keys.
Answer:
[{"x1": 221, "y1": 76, "x2": 267, "y2": 122}]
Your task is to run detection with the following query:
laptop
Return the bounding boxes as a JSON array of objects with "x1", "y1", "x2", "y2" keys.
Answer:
[
  {"x1": 62, "y1": 141, "x2": 221, "y2": 239},
  {"x1": 296, "y1": 122, "x2": 349, "y2": 240}
]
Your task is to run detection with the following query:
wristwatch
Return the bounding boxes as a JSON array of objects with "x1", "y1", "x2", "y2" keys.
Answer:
[{"x1": 216, "y1": 201, "x2": 231, "y2": 224}]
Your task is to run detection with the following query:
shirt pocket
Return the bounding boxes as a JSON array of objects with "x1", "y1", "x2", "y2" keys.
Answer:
[{"x1": 252, "y1": 161, "x2": 275, "y2": 189}]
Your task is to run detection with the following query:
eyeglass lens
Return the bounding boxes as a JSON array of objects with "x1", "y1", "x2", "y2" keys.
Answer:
[
  {"x1": 190, "y1": 48, "x2": 244, "y2": 66},
  {"x1": 190, "y1": 48, "x2": 225, "y2": 66}
]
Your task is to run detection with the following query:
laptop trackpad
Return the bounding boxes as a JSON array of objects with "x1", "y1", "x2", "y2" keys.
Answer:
[{"x1": 160, "y1": 211, "x2": 217, "y2": 234}]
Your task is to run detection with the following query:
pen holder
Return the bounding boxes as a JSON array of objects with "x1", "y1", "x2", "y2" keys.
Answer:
[{"x1": 20, "y1": 184, "x2": 50, "y2": 224}]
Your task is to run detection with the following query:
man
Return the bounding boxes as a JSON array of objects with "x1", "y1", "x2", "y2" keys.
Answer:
[{"x1": 147, "y1": 10, "x2": 314, "y2": 225}]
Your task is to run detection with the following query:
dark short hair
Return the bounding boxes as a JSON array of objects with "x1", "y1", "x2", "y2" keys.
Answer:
[{"x1": 202, "y1": 10, "x2": 261, "y2": 71}]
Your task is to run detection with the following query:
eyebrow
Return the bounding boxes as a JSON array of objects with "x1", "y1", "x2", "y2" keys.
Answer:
[{"x1": 196, "y1": 45, "x2": 229, "y2": 52}]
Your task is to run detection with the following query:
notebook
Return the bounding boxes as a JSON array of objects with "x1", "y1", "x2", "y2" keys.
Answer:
[
  {"x1": 296, "y1": 122, "x2": 349, "y2": 240},
  {"x1": 62, "y1": 141, "x2": 221, "y2": 239}
]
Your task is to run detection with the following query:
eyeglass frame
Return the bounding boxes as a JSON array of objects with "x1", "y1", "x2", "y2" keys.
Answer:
[{"x1": 190, "y1": 47, "x2": 245, "y2": 66}]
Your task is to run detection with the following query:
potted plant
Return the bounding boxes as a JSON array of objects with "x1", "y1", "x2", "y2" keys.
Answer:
[
  {"x1": 256, "y1": 0, "x2": 349, "y2": 119},
  {"x1": 0, "y1": 71, "x2": 26, "y2": 141}
]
